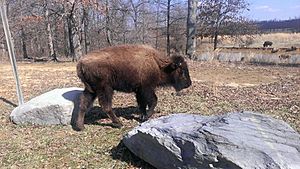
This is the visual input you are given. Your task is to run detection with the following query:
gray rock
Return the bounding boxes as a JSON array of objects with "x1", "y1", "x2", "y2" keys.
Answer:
[
  {"x1": 10, "y1": 87, "x2": 83, "y2": 125},
  {"x1": 123, "y1": 112, "x2": 300, "y2": 169}
]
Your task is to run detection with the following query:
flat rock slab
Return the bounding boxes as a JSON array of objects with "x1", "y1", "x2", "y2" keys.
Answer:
[
  {"x1": 10, "y1": 87, "x2": 83, "y2": 125},
  {"x1": 123, "y1": 112, "x2": 300, "y2": 169}
]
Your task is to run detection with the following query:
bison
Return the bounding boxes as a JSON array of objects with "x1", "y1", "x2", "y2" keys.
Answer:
[
  {"x1": 285, "y1": 46, "x2": 297, "y2": 52},
  {"x1": 73, "y1": 44, "x2": 192, "y2": 131},
  {"x1": 263, "y1": 41, "x2": 273, "y2": 47},
  {"x1": 279, "y1": 54, "x2": 291, "y2": 60}
]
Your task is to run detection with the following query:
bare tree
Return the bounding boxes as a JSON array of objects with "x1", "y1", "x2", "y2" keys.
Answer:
[
  {"x1": 81, "y1": 0, "x2": 90, "y2": 54},
  {"x1": 66, "y1": 0, "x2": 82, "y2": 61},
  {"x1": 44, "y1": 0, "x2": 57, "y2": 61},
  {"x1": 104, "y1": 0, "x2": 112, "y2": 45},
  {"x1": 20, "y1": 26, "x2": 28, "y2": 59},
  {"x1": 221, "y1": 18, "x2": 258, "y2": 47},
  {"x1": 0, "y1": 0, "x2": 253, "y2": 62},
  {"x1": 186, "y1": 0, "x2": 197, "y2": 57},
  {"x1": 166, "y1": 0, "x2": 171, "y2": 56},
  {"x1": 15, "y1": 0, "x2": 30, "y2": 59},
  {"x1": 154, "y1": 0, "x2": 186, "y2": 55},
  {"x1": 198, "y1": 0, "x2": 248, "y2": 50},
  {"x1": 154, "y1": 0, "x2": 161, "y2": 48}
]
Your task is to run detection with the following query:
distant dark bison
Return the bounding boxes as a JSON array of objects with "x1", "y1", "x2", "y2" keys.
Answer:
[
  {"x1": 74, "y1": 45, "x2": 192, "y2": 131},
  {"x1": 279, "y1": 54, "x2": 291, "y2": 60},
  {"x1": 263, "y1": 41, "x2": 273, "y2": 47},
  {"x1": 285, "y1": 46, "x2": 297, "y2": 52}
]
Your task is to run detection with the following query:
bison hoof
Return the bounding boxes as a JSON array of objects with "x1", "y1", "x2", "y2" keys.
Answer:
[
  {"x1": 111, "y1": 122, "x2": 123, "y2": 128},
  {"x1": 140, "y1": 115, "x2": 149, "y2": 122},
  {"x1": 72, "y1": 124, "x2": 85, "y2": 131}
]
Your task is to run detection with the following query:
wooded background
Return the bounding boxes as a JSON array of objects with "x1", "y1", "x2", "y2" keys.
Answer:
[{"x1": 0, "y1": 0, "x2": 297, "y2": 61}]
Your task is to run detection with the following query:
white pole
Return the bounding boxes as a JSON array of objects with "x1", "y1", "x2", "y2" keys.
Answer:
[{"x1": 0, "y1": 0, "x2": 24, "y2": 105}]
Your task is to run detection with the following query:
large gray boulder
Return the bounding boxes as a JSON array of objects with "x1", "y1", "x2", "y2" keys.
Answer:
[
  {"x1": 10, "y1": 87, "x2": 83, "y2": 125},
  {"x1": 123, "y1": 112, "x2": 300, "y2": 169}
]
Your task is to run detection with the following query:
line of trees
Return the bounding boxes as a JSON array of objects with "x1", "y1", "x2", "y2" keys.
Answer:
[
  {"x1": 0, "y1": 0, "x2": 254, "y2": 61},
  {"x1": 257, "y1": 18, "x2": 300, "y2": 33}
]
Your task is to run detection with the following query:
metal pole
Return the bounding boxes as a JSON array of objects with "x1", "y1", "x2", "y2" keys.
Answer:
[{"x1": 0, "y1": 0, "x2": 24, "y2": 105}]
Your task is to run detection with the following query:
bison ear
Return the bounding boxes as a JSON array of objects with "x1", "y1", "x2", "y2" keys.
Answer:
[{"x1": 164, "y1": 55, "x2": 184, "y2": 73}]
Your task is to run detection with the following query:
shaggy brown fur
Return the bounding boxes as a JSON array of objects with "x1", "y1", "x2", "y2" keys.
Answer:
[{"x1": 73, "y1": 44, "x2": 191, "y2": 131}]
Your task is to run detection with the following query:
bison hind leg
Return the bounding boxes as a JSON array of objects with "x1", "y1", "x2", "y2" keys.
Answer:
[
  {"x1": 72, "y1": 89, "x2": 96, "y2": 131},
  {"x1": 97, "y1": 87, "x2": 123, "y2": 128},
  {"x1": 136, "y1": 91, "x2": 147, "y2": 122},
  {"x1": 145, "y1": 91, "x2": 157, "y2": 119}
]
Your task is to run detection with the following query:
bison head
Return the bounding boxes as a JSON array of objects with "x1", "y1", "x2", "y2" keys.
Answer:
[{"x1": 165, "y1": 55, "x2": 192, "y2": 91}]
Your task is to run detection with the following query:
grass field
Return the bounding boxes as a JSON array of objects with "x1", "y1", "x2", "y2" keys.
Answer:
[
  {"x1": 196, "y1": 32, "x2": 300, "y2": 52},
  {"x1": 0, "y1": 60, "x2": 299, "y2": 168},
  {"x1": 251, "y1": 33, "x2": 300, "y2": 48}
]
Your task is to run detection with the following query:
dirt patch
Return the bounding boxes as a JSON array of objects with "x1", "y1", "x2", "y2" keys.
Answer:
[{"x1": 0, "y1": 61, "x2": 299, "y2": 168}]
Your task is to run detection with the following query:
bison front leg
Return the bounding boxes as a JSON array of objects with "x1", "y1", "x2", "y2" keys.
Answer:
[
  {"x1": 145, "y1": 90, "x2": 157, "y2": 119},
  {"x1": 98, "y1": 87, "x2": 123, "y2": 128},
  {"x1": 73, "y1": 89, "x2": 96, "y2": 131},
  {"x1": 136, "y1": 91, "x2": 147, "y2": 121},
  {"x1": 136, "y1": 88, "x2": 157, "y2": 122}
]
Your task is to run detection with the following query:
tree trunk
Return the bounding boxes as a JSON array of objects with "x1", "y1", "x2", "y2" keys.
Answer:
[
  {"x1": 20, "y1": 0, "x2": 28, "y2": 59},
  {"x1": 63, "y1": 13, "x2": 70, "y2": 57},
  {"x1": 82, "y1": 22, "x2": 88, "y2": 54},
  {"x1": 67, "y1": 1, "x2": 82, "y2": 62},
  {"x1": 141, "y1": 14, "x2": 145, "y2": 44},
  {"x1": 45, "y1": 6, "x2": 57, "y2": 62},
  {"x1": 73, "y1": 30, "x2": 82, "y2": 61},
  {"x1": 130, "y1": 0, "x2": 139, "y2": 43},
  {"x1": 67, "y1": 18, "x2": 75, "y2": 61},
  {"x1": 122, "y1": 11, "x2": 127, "y2": 44},
  {"x1": 105, "y1": 0, "x2": 112, "y2": 46},
  {"x1": 20, "y1": 27, "x2": 28, "y2": 59},
  {"x1": 68, "y1": 19, "x2": 82, "y2": 61},
  {"x1": 213, "y1": 28, "x2": 218, "y2": 50},
  {"x1": 167, "y1": 0, "x2": 171, "y2": 56},
  {"x1": 81, "y1": 6, "x2": 89, "y2": 55},
  {"x1": 186, "y1": 0, "x2": 197, "y2": 58},
  {"x1": 141, "y1": 0, "x2": 146, "y2": 44},
  {"x1": 155, "y1": 0, "x2": 160, "y2": 49}
]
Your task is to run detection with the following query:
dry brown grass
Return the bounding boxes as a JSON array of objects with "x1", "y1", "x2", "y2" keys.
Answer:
[
  {"x1": 195, "y1": 33, "x2": 300, "y2": 65},
  {"x1": 0, "y1": 61, "x2": 299, "y2": 168},
  {"x1": 250, "y1": 33, "x2": 300, "y2": 48},
  {"x1": 197, "y1": 32, "x2": 300, "y2": 51}
]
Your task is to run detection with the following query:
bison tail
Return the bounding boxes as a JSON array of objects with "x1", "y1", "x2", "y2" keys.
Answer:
[{"x1": 77, "y1": 61, "x2": 95, "y2": 93}]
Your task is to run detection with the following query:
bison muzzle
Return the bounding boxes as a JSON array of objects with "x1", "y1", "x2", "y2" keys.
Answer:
[{"x1": 73, "y1": 45, "x2": 192, "y2": 131}]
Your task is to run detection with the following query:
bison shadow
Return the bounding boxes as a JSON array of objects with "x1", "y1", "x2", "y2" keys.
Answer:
[
  {"x1": 110, "y1": 141, "x2": 156, "y2": 169},
  {"x1": 84, "y1": 106, "x2": 141, "y2": 127},
  {"x1": 62, "y1": 90, "x2": 141, "y2": 129},
  {"x1": 62, "y1": 89, "x2": 185, "y2": 129}
]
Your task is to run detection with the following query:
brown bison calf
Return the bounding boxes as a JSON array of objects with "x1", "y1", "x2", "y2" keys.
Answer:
[{"x1": 74, "y1": 45, "x2": 192, "y2": 131}]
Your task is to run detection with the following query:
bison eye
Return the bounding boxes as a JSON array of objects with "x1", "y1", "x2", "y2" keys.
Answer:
[{"x1": 181, "y1": 70, "x2": 185, "y2": 77}]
